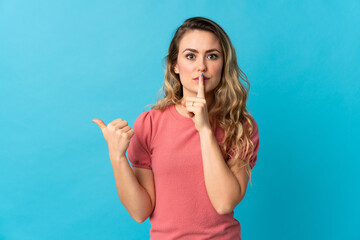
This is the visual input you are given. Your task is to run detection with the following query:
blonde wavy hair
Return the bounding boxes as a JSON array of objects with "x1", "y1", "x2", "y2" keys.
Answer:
[{"x1": 146, "y1": 17, "x2": 257, "y2": 182}]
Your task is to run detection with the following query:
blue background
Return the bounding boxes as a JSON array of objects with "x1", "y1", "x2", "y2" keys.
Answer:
[{"x1": 1, "y1": 0, "x2": 359, "y2": 239}]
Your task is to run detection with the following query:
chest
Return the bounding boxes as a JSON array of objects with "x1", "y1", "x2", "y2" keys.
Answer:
[{"x1": 150, "y1": 123, "x2": 203, "y2": 178}]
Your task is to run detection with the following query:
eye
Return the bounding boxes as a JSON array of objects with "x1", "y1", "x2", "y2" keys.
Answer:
[
  {"x1": 185, "y1": 54, "x2": 195, "y2": 60},
  {"x1": 208, "y1": 54, "x2": 218, "y2": 60}
]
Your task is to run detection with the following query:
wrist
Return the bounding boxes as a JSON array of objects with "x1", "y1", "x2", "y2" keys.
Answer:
[
  {"x1": 109, "y1": 152, "x2": 127, "y2": 163},
  {"x1": 198, "y1": 126, "x2": 213, "y2": 137}
]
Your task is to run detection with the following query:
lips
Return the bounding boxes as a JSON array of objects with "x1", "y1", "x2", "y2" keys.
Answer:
[{"x1": 193, "y1": 76, "x2": 210, "y2": 81}]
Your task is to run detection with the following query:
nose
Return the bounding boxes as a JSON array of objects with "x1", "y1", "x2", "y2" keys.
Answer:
[{"x1": 197, "y1": 57, "x2": 207, "y2": 72}]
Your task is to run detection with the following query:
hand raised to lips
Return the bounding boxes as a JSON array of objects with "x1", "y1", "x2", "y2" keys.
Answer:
[
  {"x1": 197, "y1": 73, "x2": 205, "y2": 98},
  {"x1": 193, "y1": 75, "x2": 210, "y2": 81},
  {"x1": 181, "y1": 73, "x2": 211, "y2": 132}
]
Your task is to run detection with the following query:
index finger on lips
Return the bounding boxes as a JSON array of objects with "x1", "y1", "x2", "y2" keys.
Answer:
[{"x1": 197, "y1": 73, "x2": 205, "y2": 98}]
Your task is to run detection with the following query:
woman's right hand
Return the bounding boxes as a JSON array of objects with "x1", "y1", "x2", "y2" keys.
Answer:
[{"x1": 92, "y1": 118, "x2": 135, "y2": 161}]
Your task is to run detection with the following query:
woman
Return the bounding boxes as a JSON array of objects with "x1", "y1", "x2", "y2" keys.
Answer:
[{"x1": 93, "y1": 16, "x2": 260, "y2": 240}]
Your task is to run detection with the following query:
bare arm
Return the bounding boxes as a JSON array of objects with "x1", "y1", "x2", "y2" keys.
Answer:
[
  {"x1": 110, "y1": 156, "x2": 154, "y2": 223},
  {"x1": 93, "y1": 118, "x2": 154, "y2": 223},
  {"x1": 180, "y1": 73, "x2": 249, "y2": 215},
  {"x1": 199, "y1": 127, "x2": 248, "y2": 215}
]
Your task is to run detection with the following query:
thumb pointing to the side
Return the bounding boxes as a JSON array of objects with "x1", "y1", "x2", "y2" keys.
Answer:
[{"x1": 92, "y1": 118, "x2": 107, "y2": 131}]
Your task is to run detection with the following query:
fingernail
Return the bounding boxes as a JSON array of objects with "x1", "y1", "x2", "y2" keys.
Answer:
[{"x1": 201, "y1": 73, "x2": 203, "y2": 77}]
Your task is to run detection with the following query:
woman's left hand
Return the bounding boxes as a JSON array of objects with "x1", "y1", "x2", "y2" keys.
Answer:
[{"x1": 181, "y1": 73, "x2": 211, "y2": 132}]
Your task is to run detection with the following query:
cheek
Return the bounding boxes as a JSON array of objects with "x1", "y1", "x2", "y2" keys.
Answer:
[
  {"x1": 177, "y1": 61, "x2": 193, "y2": 75},
  {"x1": 213, "y1": 62, "x2": 223, "y2": 76}
]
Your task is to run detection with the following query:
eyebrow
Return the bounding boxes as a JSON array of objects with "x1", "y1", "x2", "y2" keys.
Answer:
[{"x1": 182, "y1": 48, "x2": 222, "y2": 54}]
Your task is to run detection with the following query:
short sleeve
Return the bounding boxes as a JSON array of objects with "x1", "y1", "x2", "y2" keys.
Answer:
[
  {"x1": 227, "y1": 116, "x2": 260, "y2": 170},
  {"x1": 248, "y1": 117, "x2": 260, "y2": 170},
  {"x1": 127, "y1": 111, "x2": 152, "y2": 170}
]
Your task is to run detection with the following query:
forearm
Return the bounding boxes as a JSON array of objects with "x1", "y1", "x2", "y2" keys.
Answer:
[
  {"x1": 199, "y1": 128, "x2": 241, "y2": 214},
  {"x1": 110, "y1": 156, "x2": 152, "y2": 223}
]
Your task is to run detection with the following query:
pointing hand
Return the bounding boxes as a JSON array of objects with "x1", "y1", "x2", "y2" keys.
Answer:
[{"x1": 92, "y1": 118, "x2": 135, "y2": 161}]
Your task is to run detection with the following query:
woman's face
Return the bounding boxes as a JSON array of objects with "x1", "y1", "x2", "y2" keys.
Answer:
[{"x1": 174, "y1": 30, "x2": 223, "y2": 98}]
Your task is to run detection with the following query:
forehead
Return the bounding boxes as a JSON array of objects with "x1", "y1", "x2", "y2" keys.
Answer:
[{"x1": 178, "y1": 30, "x2": 221, "y2": 51}]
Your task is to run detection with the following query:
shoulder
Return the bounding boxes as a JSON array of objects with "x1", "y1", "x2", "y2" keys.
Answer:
[
  {"x1": 136, "y1": 107, "x2": 168, "y2": 121},
  {"x1": 135, "y1": 107, "x2": 163, "y2": 121},
  {"x1": 133, "y1": 106, "x2": 170, "y2": 131},
  {"x1": 250, "y1": 117, "x2": 259, "y2": 147},
  {"x1": 242, "y1": 114, "x2": 259, "y2": 138},
  {"x1": 247, "y1": 115, "x2": 260, "y2": 169},
  {"x1": 213, "y1": 114, "x2": 259, "y2": 142},
  {"x1": 248, "y1": 115, "x2": 259, "y2": 137}
]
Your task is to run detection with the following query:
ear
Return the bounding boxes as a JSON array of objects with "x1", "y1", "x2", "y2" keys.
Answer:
[{"x1": 174, "y1": 63, "x2": 179, "y2": 74}]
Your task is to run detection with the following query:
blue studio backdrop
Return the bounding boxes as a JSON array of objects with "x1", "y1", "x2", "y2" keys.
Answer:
[{"x1": 0, "y1": 0, "x2": 359, "y2": 239}]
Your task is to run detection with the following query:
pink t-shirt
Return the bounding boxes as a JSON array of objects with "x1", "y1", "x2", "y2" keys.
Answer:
[{"x1": 127, "y1": 104, "x2": 260, "y2": 240}]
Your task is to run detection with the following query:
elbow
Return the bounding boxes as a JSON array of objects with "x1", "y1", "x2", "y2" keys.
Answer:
[
  {"x1": 133, "y1": 214, "x2": 149, "y2": 223},
  {"x1": 134, "y1": 217, "x2": 147, "y2": 223},
  {"x1": 214, "y1": 200, "x2": 235, "y2": 215},
  {"x1": 215, "y1": 205, "x2": 234, "y2": 215},
  {"x1": 130, "y1": 210, "x2": 150, "y2": 223},
  {"x1": 130, "y1": 201, "x2": 154, "y2": 223},
  {"x1": 215, "y1": 194, "x2": 245, "y2": 215}
]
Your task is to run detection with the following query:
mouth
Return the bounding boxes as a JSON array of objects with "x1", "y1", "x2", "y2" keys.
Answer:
[{"x1": 193, "y1": 76, "x2": 210, "y2": 81}]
